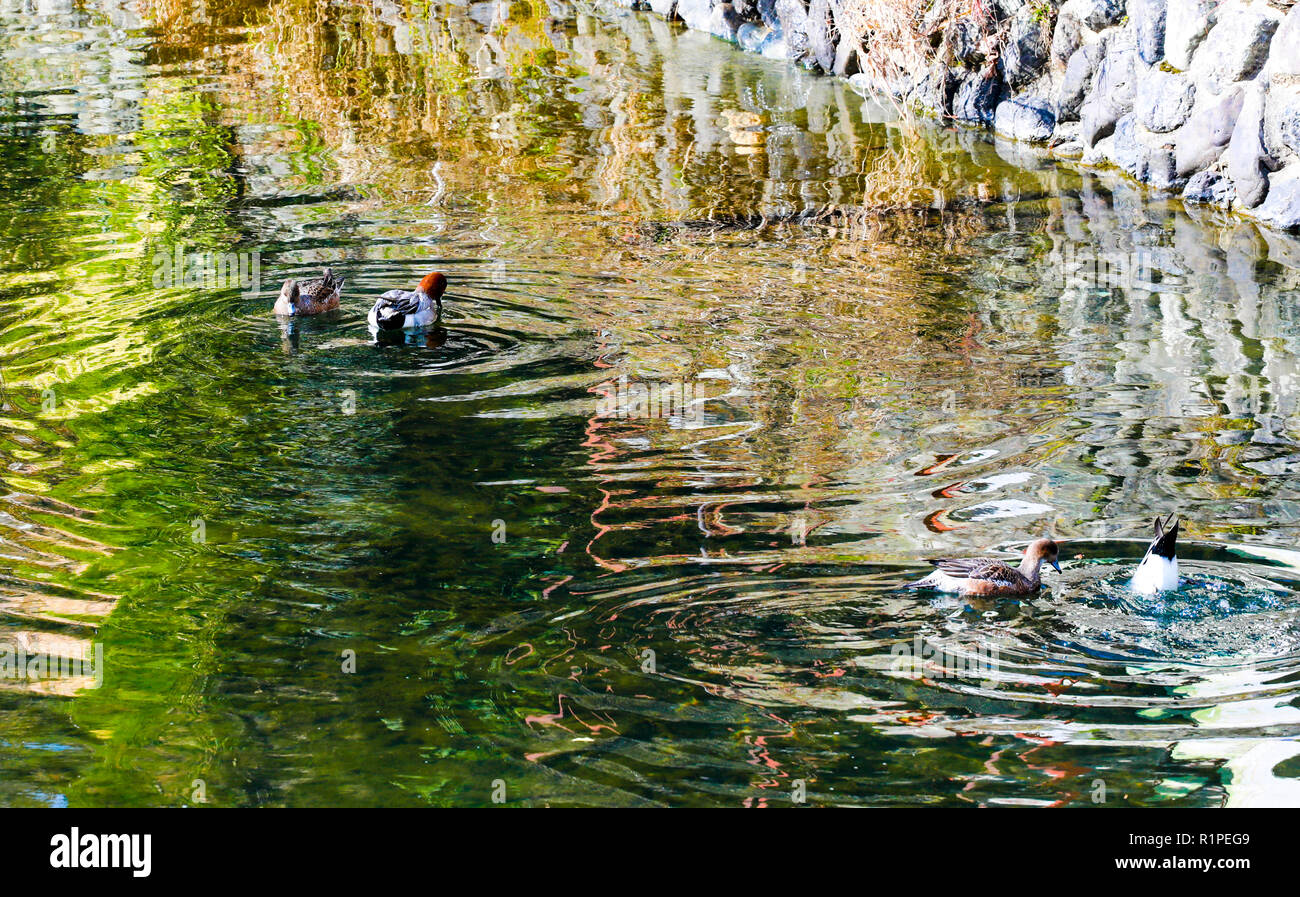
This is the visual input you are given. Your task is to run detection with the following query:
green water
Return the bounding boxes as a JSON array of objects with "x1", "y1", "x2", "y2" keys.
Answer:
[{"x1": 4, "y1": 0, "x2": 1300, "y2": 807}]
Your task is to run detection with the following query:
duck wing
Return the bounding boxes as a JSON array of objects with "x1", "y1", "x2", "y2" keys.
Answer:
[
  {"x1": 299, "y1": 280, "x2": 329, "y2": 303},
  {"x1": 374, "y1": 289, "x2": 421, "y2": 315},
  {"x1": 300, "y1": 268, "x2": 344, "y2": 303},
  {"x1": 370, "y1": 289, "x2": 424, "y2": 330},
  {"x1": 933, "y1": 557, "x2": 1019, "y2": 584},
  {"x1": 371, "y1": 291, "x2": 421, "y2": 319}
]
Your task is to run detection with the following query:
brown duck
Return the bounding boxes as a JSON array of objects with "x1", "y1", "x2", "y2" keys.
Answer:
[
  {"x1": 908, "y1": 538, "x2": 1062, "y2": 597},
  {"x1": 273, "y1": 268, "x2": 344, "y2": 316}
]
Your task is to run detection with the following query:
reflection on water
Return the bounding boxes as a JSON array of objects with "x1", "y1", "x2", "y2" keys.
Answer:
[{"x1": 3, "y1": 0, "x2": 1300, "y2": 806}]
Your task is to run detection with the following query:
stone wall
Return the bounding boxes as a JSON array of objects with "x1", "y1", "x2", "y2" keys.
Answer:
[{"x1": 614, "y1": 0, "x2": 1300, "y2": 231}]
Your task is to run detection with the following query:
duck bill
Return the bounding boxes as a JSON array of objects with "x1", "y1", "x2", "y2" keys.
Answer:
[{"x1": 1049, "y1": 560, "x2": 1062, "y2": 573}]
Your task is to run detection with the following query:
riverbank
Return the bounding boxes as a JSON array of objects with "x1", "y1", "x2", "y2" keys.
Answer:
[{"x1": 609, "y1": 0, "x2": 1300, "y2": 232}]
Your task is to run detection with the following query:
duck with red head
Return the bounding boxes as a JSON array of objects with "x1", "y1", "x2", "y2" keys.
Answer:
[{"x1": 368, "y1": 271, "x2": 447, "y2": 331}]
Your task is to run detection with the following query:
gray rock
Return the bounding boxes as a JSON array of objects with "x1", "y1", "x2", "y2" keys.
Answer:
[
  {"x1": 774, "y1": 0, "x2": 810, "y2": 60},
  {"x1": 1080, "y1": 96, "x2": 1112, "y2": 146},
  {"x1": 1081, "y1": 130, "x2": 1113, "y2": 165},
  {"x1": 1135, "y1": 68, "x2": 1195, "y2": 132},
  {"x1": 649, "y1": 0, "x2": 676, "y2": 17},
  {"x1": 1252, "y1": 166, "x2": 1300, "y2": 231},
  {"x1": 737, "y1": 22, "x2": 770, "y2": 52},
  {"x1": 676, "y1": 0, "x2": 711, "y2": 31},
  {"x1": 1228, "y1": 84, "x2": 1277, "y2": 209},
  {"x1": 1145, "y1": 149, "x2": 1183, "y2": 190},
  {"x1": 1164, "y1": 0, "x2": 1216, "y2": 71},
  {"x1": 1149, "y1": 153, "x2": 1184, "y2": 191},
  {"x1": 824, "y1": 0, "x2": 857, "y2": 75},
  {"x1": 1266, "y1": 87, "x2": 1300, "y2": 159},
  {"x1": 1051, "y1": 120, "x2": 1085, "y2": 155},
  {"x1": 1111, "y1": 113, "x2": 1146, "y2": 173},
  {"x1": 913, "y1": 62, "x2": 957, "y2": 116},
  {"x1": 1112, "y1": 114, "x2": 1183, "y2": 188},
  {"x1": 1051, "y1": 0, "x2": 1122, "y2": 70},
  {"x1": 715, "y1": 3, "x2": 744, "y2": 40},
  {"x1": 781, "y1": 30, "x2": 811, "y2": 61},
  {"x1": 947, "y1": 16, "x2": 985, "y2": 66},
  {"x1": 831, "y1": 23, "x2": 857, "y2": 75},
  {"x1": 952, "y1": 71, "x2": 1002, "y2": 124},
  {"x1": 1096, "y1": 36, "x2": 1138, "y2": 108},
  {"x1": 1273, "y1": 6, "x2": 1300, "y2": 79},
  {"x1": 759, "y1": 27, "x2": 793, "y2": 59},
  {"x1": 1183, "y1": 169, "x2": 1235, "y2": 206},
  {"x1": 806, "y1": 0, "x2": 835, "y2": 71},
  {"x1": 1080, "y1": 37, "x2": 1137, "y2": 145},
  {"x1": 1051, "y1": 6, "x2": 1084, "y2": 71},
  {"x1": 1002, "y1": 9, "x2": 1052, "y2": 87},
  {"x1": 994, "y1": 96, "x2": 1057, "y2": 141},
  {"x1": 1131, "y1": 0, "x2": 1166, "y2": 65},
  {"x1": 1058, "y1": 39, "x2": 1106, "y2": 121},
  {"x1": 1080, "y1": 0, "x2": 1125, "y2": 30},
  {"x1": 1191, "y1": 4, "x2": 1280, "y2": 88},
  {"x1": 1176, "y1": 86, "x2": 1245, "y2": 176}
]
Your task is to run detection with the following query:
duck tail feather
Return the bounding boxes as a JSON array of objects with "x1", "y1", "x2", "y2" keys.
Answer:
[{"x1": 1150, "y1": 515, "x2": 1179, "y2": 560}]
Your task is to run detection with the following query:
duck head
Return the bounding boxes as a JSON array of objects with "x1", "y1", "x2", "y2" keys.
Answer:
[
  {"x1": 417, "y1": 272, "x2": 448, "y2": 310},
  {"x1": 276, "y1": 278, "x2": 301, "y2": 314},
  {"x1": 1026, "y1": 538, "x2": 1062, "y2": 573}
]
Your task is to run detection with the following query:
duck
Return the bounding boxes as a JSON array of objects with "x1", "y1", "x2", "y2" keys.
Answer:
[
  {"x1": 907, "y1": 538, "x2": 1062, "y2": 597},
  {"x1": 368, "y1": 272, "x2": 447, "y2": 331},
  {"x1": 273, "y1": 268, "x2": 344, "y2": 316},
  {"x1": 1130, "y1": 514, "x2": 1179, "y2": 595}
]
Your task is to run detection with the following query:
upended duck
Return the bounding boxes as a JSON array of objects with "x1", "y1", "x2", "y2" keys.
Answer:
[
  {"x1": 368, "y1": 272, "x2": 447, "y2": 331},
  {"x1": 1130, "y1": 514, "x2": 1179, "y2": 595},
  {"x1": 907, "y1": 538, "x2": 1062, "y2": 597},
  {"x1": 274, "y1": 268, "x2": 344, "y2": 316}
]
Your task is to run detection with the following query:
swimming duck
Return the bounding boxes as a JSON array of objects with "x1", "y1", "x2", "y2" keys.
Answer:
[
  {"x1": 273, "y1": 268, "x2": 344, "y2": 316},
  {"x1": 907, "y1": 538, "x2": 1062, "y2": 597},
  {"x1": 368, "y1": 272, "x2": 447, "y2": 331},
  {"x1": 1130, "y1": 514, "x2": 1179, "y2": 595}
]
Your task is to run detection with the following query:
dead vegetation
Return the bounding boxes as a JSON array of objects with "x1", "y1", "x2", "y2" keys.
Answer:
[{"x1": 833, "y1": 0, "x2": 1010, "y2": 91}]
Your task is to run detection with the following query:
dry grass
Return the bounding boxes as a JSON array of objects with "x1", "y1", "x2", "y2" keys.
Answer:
[
  {"x1": 833, "y1": 0, "x2": 931, "y2": 90},
  {"x1": 833, "y1": 0, "x2": 1006, "y2": 93}
]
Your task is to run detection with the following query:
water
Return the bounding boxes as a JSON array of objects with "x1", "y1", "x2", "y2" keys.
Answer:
[{"x1": 3, "y1": 0, "x2": 1300, "y2": 807}]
